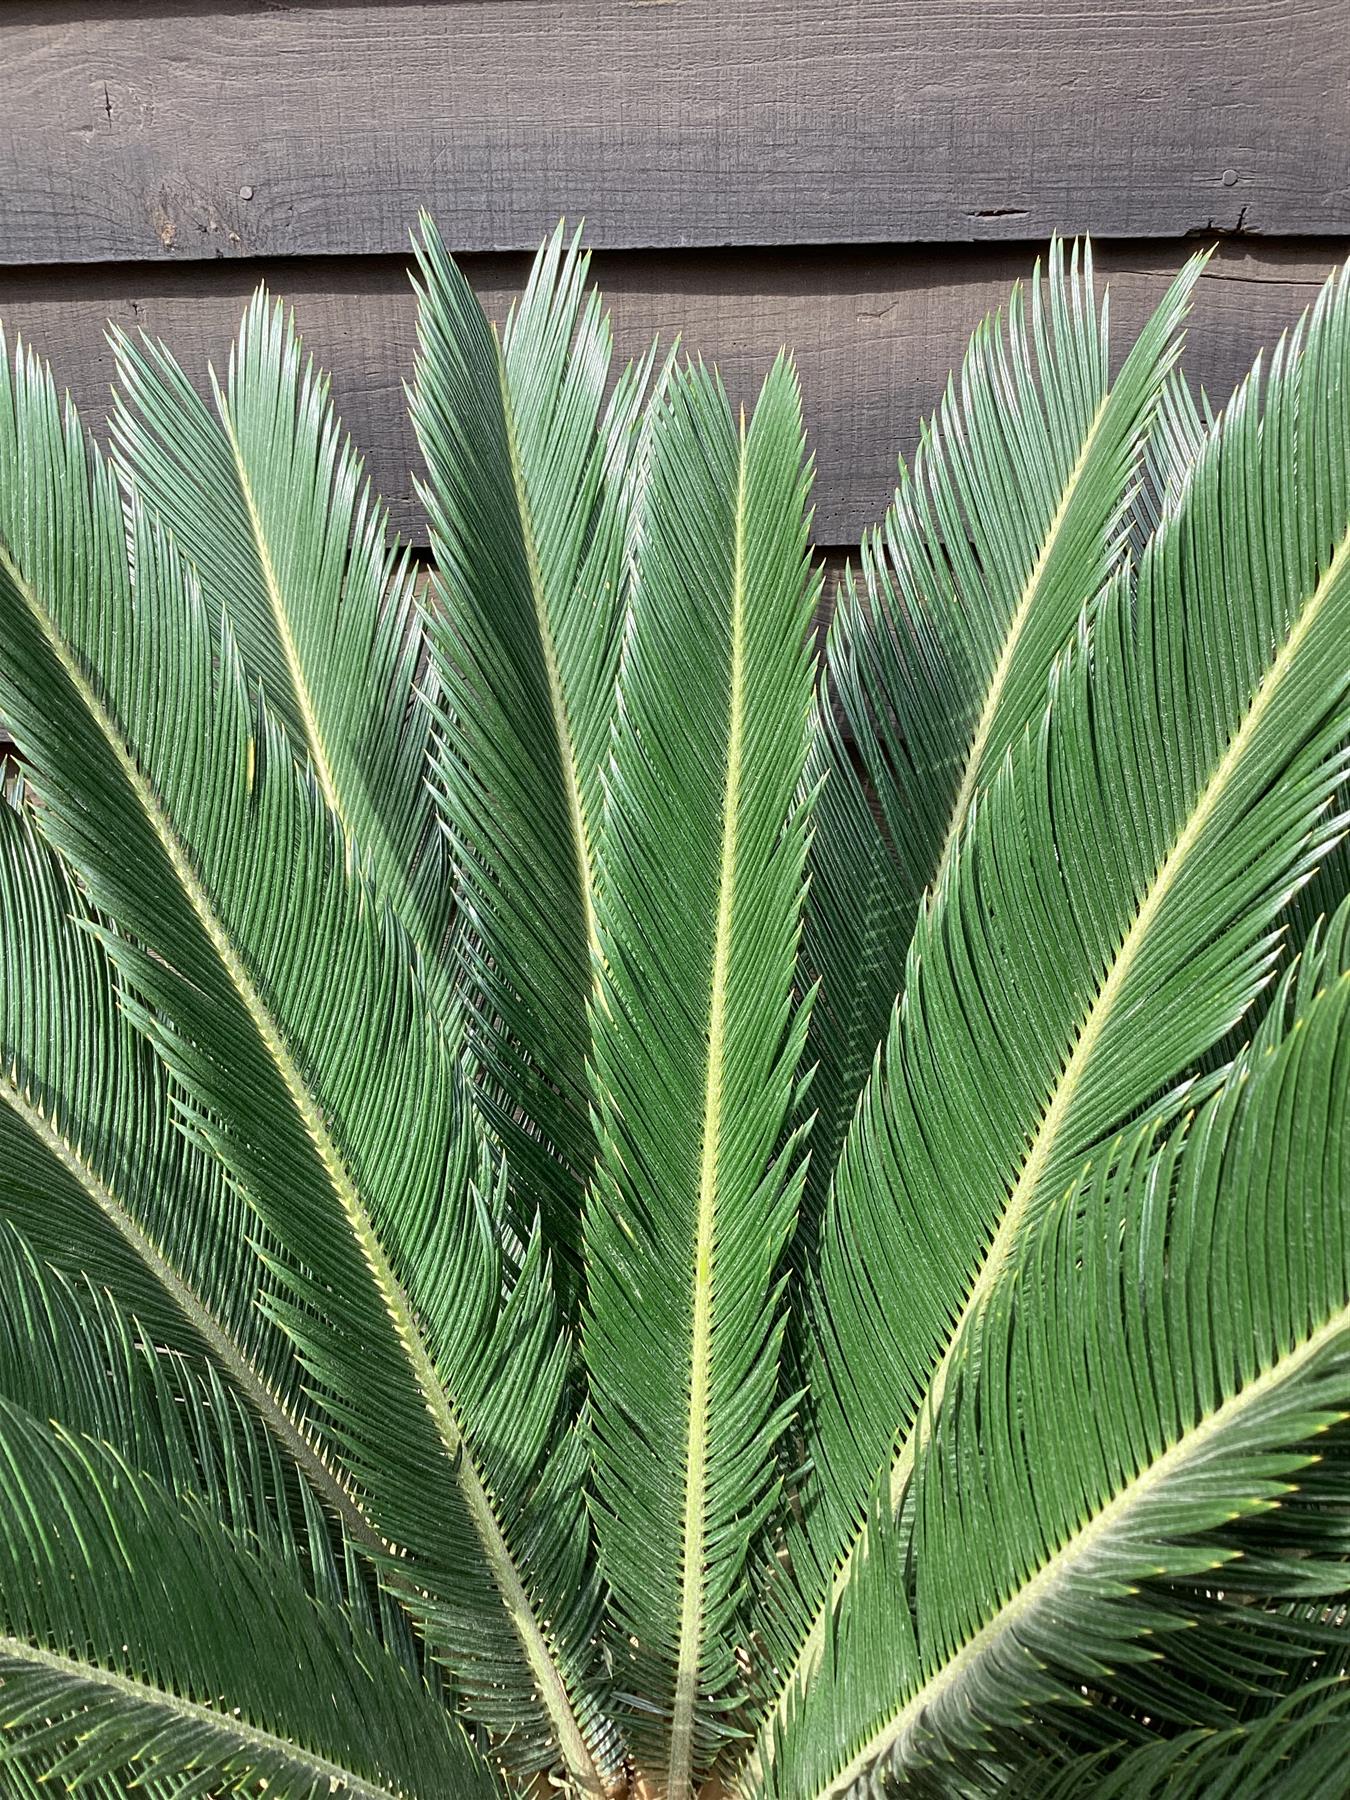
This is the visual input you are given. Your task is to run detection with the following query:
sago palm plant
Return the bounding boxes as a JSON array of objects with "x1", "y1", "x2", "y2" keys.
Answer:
[{"x1": 0, "y1": 218, "x2": 1347, "y2": 1800}]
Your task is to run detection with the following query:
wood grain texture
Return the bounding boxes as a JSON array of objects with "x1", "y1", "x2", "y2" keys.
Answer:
[
  {"x1": 1, "y1": 1, "x2": 1345, "y2": 266},
  {"x1": 3, "y1": 238, "x2": 1342, "y2": 546}
]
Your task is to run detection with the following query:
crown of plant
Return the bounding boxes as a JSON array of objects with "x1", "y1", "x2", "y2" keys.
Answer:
[{"x1": 0, "y1": 220, "x2": 1347, "y2": 1799}]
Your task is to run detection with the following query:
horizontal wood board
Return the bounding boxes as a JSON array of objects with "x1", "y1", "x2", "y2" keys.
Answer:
[
  {"x1": 4, "y1": 237, "x2": 1341, "y2": 547},
  {"x1": 1, "y1": 1, "x2": 1345, "y2": 265}
]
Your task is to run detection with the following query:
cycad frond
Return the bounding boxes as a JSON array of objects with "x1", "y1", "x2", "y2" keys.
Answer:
[
  {"x1": 753, "y1": 258, "x2": 1350, "y2": 1756},
  {"x1": 0, "y1": 347, "x2": 609, "y2": 1789},
  {"x1": 1027, "y1": 1680, "x2": 1350, "y2": 1800},
  {"x1": 0, "y1": 1402, "x2": 499, "y2": 1800},
  {"x1": 583, "y1": 358, "x2": 817, "y2": 1792},
  {"x1": 1279, "y1": 761, "x2": 1350, "y2": 957},
  {"x1": 0, "y1": 773, "x2": 375, "y2": 1547},
  {"x1": 3, "y1": 1753, "x2": 182, "y2": 1800},
  {"x1": 411, "y1": 218, "x2": 657, "y2": 1264},
  {"x1": 759, "y1": 963, "x2": 1350, "y2": 1797},
  {"x1": 1, "y1": 223, "x2": 1345, "y2": 1798},
  {"x1": 796, "y1": 245, "x2": 1203, "y2": 1229},
  {"x1": 1128, "y1": 366, "x2": 1210, "y2": 554},
  {"x1": 1236, "y1": 882, "x2": 1350, "y2": 1077},
  {"x1": 110, "y1": 294, "x2": 456, "y2": 1006},
  {"x1": 0, "y1": 1225, "x2": 393, "y2": 1635}
]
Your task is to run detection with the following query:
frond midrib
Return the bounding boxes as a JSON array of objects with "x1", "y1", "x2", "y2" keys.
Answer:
[
  {"x1": 2, "y1": 543, "x2": 604, "y2": 1796},
  {"x1": 0, "y1": 1634, "x2": 413, "y2": 1800},
  {"x1": 755, "y1": 505, "x2": 1350, "y2": 1767},
  {"x1": 667, "y1": 412, "x2": 751, "y2": 1796},
  {"x1": 815, "y1": 1300, "x2": 1350, "y2": 1798}
]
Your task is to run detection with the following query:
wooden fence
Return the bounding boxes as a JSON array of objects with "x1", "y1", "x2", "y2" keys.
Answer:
[{"x1": 3, "y1": 1, "x2": 1346, "y2": 554}]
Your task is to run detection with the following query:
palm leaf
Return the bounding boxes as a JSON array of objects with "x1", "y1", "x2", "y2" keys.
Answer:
[
  {"x1": 1027, "y1": 1684, "x2": 1350, "y2": 1800},
  {"x1": 1235, "y1": 871, "x2": 1350, "y2": 1074},
  {"x1": 759, "y1": 964, "x2": 1350, "y2": 1796},
  {"x1": 0, "y1": 1222, "x2": 420, "y2": 1657},
  {"x1": 109, "y1": 292, "x2": 457, "y2": 1009},
  {"x1": 0, "y1": 780, "x2": 381, "y2": 1549},
  {"x1": 1278, "y1": 771, "x2": 1350, "y2": 967},
  {"x1": 583, "y1": 357, "x2": 818, "y2": 1792},
  {"x1": 2, "y1": 220, "x2": 1344, "y2": 1795},
  {"x1": 0, "y1": 342, "x2": 611, "y2": 1789},
  {"x1": 796, "y1": 244, "x2": 1203, "y2": 1233},
  {"x1": 1287, "y1": 857, "x2": 1350, "y2": 986},
  {"x1": 1214, "y1": 257, "x2": 1350, "y2": 1063},
  {"x1": 751, "y1": 258, "x2": 1350, "y2": 1759},
  {"x1": 1127, "y1": 366, "x2": 1210, "y2": 556},
  {"x1": 410, "y1": 218, "x2": 657, "y2": 1265},
  {"x1": 3, "y1": 1752, "x2": 183, "y2": 1800},
  {"x1": 0, "y1": 1401, "x2": 499, "y2": 1799}
]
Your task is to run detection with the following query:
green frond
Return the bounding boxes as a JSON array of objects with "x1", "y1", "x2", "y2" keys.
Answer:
[
  {"x1": 410, "y1": 217, "x2": 658, "y2": 1266},
  {"x1": 0, "y1": 781, "x2": 255, "y2": 1357},
  {"x1": 1026, "y1": 1680, "x2": 1350, "y2": 1800},
  {"x1": 1291, "y1": 815, "x2": 1350, "y2": 918},
  {"x1": 1, "y1": 219, "x2": 1345, "y2": 1797},
  {"x1": 751, "y1": 257, "x2": 1350, "y2": 1760},
  {"x1": 109, "y1": 291, "x2": 457, "y2": 1011},
  {"x1": 795, "y1": 242, "x2": 1203, "y2": 1256},
  {"x1": 1277, "y1": 787, "x2": 1350, "y2": 980},
  {"x1": 0, "y1": 1225, "x2": 285, "y2": 1532},
  {"x1": 1260, "y1": 272, "x2": 1350, "y2": 981},
  {"x1": 1089, "y1": 1596, "x2": 1350, "y2": 1752},
  {"x1": 758, "y1": 967, "x2": 1350, "y2": 1797},
  {"x1": 1241, "y1": 890, "x2": 1350, "y2": 1072},
  {"x1": 1128, "y1": 366, "x2": 1210, "y2": 555},
  {"x1": 2, "y1": 1752, "x2": 183, "y2": 1800},
  {"x1": 0, "y1": 1223, "x2": 423, "y2": 1663},
  {"x1": 0, "y1": 345, "x2": 611, "y2": 1788},
  {"x1": 0, "y1": 781, "x2": 380, "y2": 1551},
  {"x1": 0, "y1": 1401, "x2": 500, "y2": 1800},
  {"x1": 583, "y1": 357, "x2": 818, "y2": 1793}
]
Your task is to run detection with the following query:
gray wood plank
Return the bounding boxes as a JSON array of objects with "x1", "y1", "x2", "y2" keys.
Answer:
[
  {"x1": 1, "y1": 1, "x2": 1345, "y2": 265},
  {"x1": 1, "y1": 238, "x2": 1341, "y2": 545}
]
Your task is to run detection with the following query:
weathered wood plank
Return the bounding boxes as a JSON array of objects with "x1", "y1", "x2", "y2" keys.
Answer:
[
  {"x1": 1, "y1": 238, "x2": 1341, "y2": 545},
  {"x1": 1, "y1": 1, "x2": 1345, "y2": 265}
]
